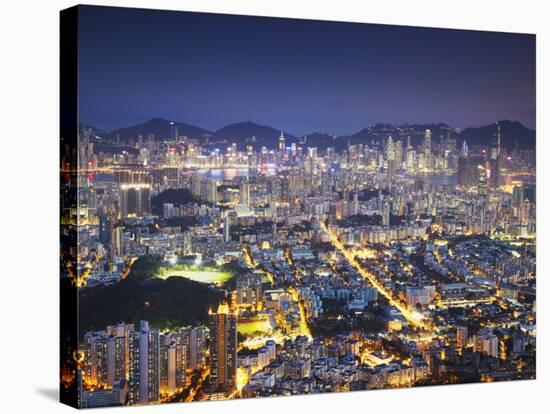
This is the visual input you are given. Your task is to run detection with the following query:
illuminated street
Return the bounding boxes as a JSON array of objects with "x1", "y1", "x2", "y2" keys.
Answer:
[{"x1": 61, "y1": 6, "x2": 536, "y2": 408}]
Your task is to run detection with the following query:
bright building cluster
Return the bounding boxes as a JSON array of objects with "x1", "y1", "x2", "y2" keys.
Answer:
[{"x1": 66, "y1": 119, "x2": 535, "y2": 407}]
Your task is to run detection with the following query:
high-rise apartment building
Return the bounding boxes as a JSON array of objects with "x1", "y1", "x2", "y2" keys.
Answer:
[
  {"x1": 473, "y1": 328, "x2": 498, "y2": 358},
  {"x1": 209, "y1": 303, "x2": 237, "y2": 391},
  {"x1": 159, "y1": 335, "x2": 186, "y2": 395},
  {"x1": 128, "y1": 321, "x2": 160, "y2": 405},
  {"x1": 118, "y1": 171, "x2": 151, "y2": 218},
  {"x1": 456, "y1": 326, "x2": 468, "y2": 349}
]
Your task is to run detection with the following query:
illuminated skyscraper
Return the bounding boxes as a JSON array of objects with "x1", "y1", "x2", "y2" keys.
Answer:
[
  {"x1": 490, "y1": 122, "x2": 502, "y2": 187},
  {"x1": 206, "y1": 179, "x2": 218, "y2": 204},
  {"x1": 272, "y1": 222, "x2": 278, "y2": 241},
  {"x1": 83, "y1": 323, "x2": 135, "y2": 390},
  {"x1": 456, "y1": 326, "x2": 468, "y2": 349},
  {"x1": 351, "y1": 192, "x2": 360, "y2": 216},
  {"x1": 119, "y1": 184, "x2": 151, "y2": 218},
  {"x1": 111, "y1": 226, "x2": 124, "y2": 259},
  {"x1": 386, "y1": 136, "x2": 396, "y2": 180},
  {"x1": 382, "y1": 201, "x2": 391, "y2": 227},
  {"x1": 406, "y1": 145, "x2": 415, "y2": 171},
  {"x1": 239, "y1": 181, "x2": 250, "y2": 206},
  {"x1": 160, "y1": 335, "x2": 186, "y2": 395},
  {"x1": 223, "y1": 216, "x2": 231, "y2": 243},
  {"x1": 473, "y1": 328, "x2": 498, "y2": 358},
  {"x1": 208, "y1": 303, "x2": 237, "y2": 391},
  {"x1": 82, "y1": 331, "x2": 108, "y2": 387},
  {"x1": 395, "y1": 139, "x2": 403, "y2": 165},
  {"x1": 118, "y1": 172, "x2": 151, "y2": 218},
  {"x1": 477, "y1": 164, "x2": 488, "y2": 196},
  {"x1": 99, "y1": 214, "x2": 111, "y2": 247},
  {"x1": 184, "y1": 327, "x2": 206, "y2": 371},
  {"x1": 279, "y1": 131, "x2": 286, "y2": 152},
  {"x1": 423, "y1": 129, "x2": 432, "y2": 170},
  {"x1": 461, "y1": 139, "x2": 469, "y2": 158},
  {"x1": 236, "y1": 273, "x2": 263, "y2": 307},
  {"x1": 128, "y1": 321, "x2": 160, "y2": 405},
  {"x1": 386, "y1": 136, "x2": 395, "y2": 160},
  {"x1": 457, "y1": 140, "x2": 471, "y2": 187},
  {"x1": 105, "y1": 322, "x2": 134, "y2": 386}
]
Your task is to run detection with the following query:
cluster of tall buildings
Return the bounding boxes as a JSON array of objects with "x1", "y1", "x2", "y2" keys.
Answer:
[
  {"x1": 208, "y1": 303, "x2": 238, "y2": 395},
  {"x1": 458, "y1": 123, "x2": 503, "y2": 190},
  {"x1": 80, "y1": 322, "x2": 207, "y2": 407},
  {"x1": 69, "y1": 116, "x2": 535, "y2": 406},
  {"x1": 79, "y1": 304, "x2": 240, "y2": 406},
  {"x1": 117, "y1": 171, "x2": 152, "y2": 218},
  {"x1": 472, "y1": 328, "x2": 499, "y2": 358}
]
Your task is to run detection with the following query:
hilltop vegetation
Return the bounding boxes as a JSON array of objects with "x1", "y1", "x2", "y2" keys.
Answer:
[{"x1": 78, "y1": 256, "x2": 225, "y2": 335}]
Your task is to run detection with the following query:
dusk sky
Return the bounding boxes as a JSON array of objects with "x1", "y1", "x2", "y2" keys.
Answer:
[{"x1": 78, "y1": 5, "x2": 536, "y2": 135}]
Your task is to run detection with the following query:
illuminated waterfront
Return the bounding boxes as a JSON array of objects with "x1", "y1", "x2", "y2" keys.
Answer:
[{"x1": 62, "y1": 6, "x2": 536, "y2": 408}]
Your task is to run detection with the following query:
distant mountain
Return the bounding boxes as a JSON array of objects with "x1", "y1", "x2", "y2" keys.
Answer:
[
  {"x1": 210, "y1": 121, "x2": 298, "y2": 150},
  {"x1": 106, "y1": 117, "x2": 211, "y2": 142},
  {"x1": 347, "y1": 123, "x2": 398, "y2": 144},
  {"x1": 344, "y1": 123, "x2": 454, "y2": 147},
  {"x1": 335, "y1": 121, "x2": 535, "y2": 151},
  {"x1": 302, "y1": 132, "x2": 338, "y2": 149},
  {"x1": 84, "y1": 118, "x2": 535, "y2": 151},
  {"x1": 458, "y1": 120, "x2": 535, "y2": 150},
  {"x1": 79, "y1": 122, "x2": 106, "y2": 135},
  {"x1": 78, "y1": 123, "x2": 140, "y2": 155}
]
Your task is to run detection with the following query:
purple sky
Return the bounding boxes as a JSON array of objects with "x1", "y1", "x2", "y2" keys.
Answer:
[{"x1": 77, "y1": 5, "x2": 536, "y2": 135}]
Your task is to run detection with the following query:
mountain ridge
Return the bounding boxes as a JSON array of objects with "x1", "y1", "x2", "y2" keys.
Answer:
[
  {"x1": 105, "y1": 117, "x2": 211, "y2": 142},
  {"x1": 84, "y1": 118, "x2": 535, "y2": 151},
  {"x1": 210, "y1": 121, "x2": 299, "y2": 150}
]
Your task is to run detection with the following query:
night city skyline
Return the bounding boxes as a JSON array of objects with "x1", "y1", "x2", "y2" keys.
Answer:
[
  {"x1": 61, "y1": 5, "x2": 536, "y2": 409},
  {"x1": 78, "y1": 6, "x2": 535, "y2": 134}
]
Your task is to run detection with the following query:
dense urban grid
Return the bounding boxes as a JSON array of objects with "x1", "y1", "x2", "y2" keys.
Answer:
[{"x1": 63, "y1": 120, "x2": 536, "y2": 407}]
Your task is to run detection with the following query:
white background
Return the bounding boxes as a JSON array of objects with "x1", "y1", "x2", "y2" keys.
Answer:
[{"x1": 0, "y1": 0, "x2": 547, "y2": 412}]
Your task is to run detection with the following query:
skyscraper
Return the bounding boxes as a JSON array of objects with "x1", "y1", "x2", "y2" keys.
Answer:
[
  {"x1": 279, "y1": 131, "x2": 286, "y2": 152},
  {"x1": 83, "y1": 331, "x2": 108, "y2": 387},
  {"x1": 223, "y1": 216, "x2": 231, "y2": 243},
  {"x1": 105, "y1": 322, "x2": 134, "y2": 386},
  {"x1": 473, "y1": 328, "x2": 498, "y2": 358},
  {"x1": 128, "y1": 321, "x2": 160, "y2": 405},
  {"x1": 159, "y1": 335, "x2": 186, "y2": 396},
  {"x1": 206, "y1": 179, "x2": 218, "y2": 204},
  {"x1": 423, "y1": 129, "x2": 432, "y2": 170},
  {"x1": 406, "y1": 144, "x2": 415, "y2": 172},
  {"x1": 456, "y1": 326, "x2": 468, "y2": 350},
  {"x1": 239, "y1": 181, "x2": 250, "y2": 206},
  {"x1": 457, "y1": 140, "x2": 471, "y2": 187},
  {"x1": 208, "y1": 303, "x2": 237, "y2": 392},
  {"x1": 184, "y1": 327, "x2": 206, "y2": 371},
  {"x1": 386, "y1": 136, "x2": 396, "y2": 180},
  {"x1": 272, "y1": 222, "x2": 278, "y2": 242},
  {"x1": 490, "y1": 122, "x2": 502, "y2": 188},
  {"x1": 382, "y1": 201, "x2": 391, "y2": 227},
  {"x1": 477, "y1": 164, "x2": 488, "y2": 196},
  {"x1": 351, "y1": 192, "x2": 360, "y2": 216},
  {"x1": 99, "y1": 214, "x2": 111, "y2": 247},
  {"x1": 118, "y1": 172, "x2": 151, "y2": 218},
  {"x1": 83, "y1": 323, "x2": 134, "y2": 390},
  {"x1": 236, "y1": 274, "x2": 263, "y2": 307},
  {"x1": 111, "y1": 226, "x2": 124, "y2": 259}
]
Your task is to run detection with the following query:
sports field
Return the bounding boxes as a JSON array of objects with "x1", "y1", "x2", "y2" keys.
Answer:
[
  {"x1": 237, "y1": 318, "x2": 273, "y2": 335},
  {"x1": 156, "y1": 267, "x2": 233, "y2": 284}
]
